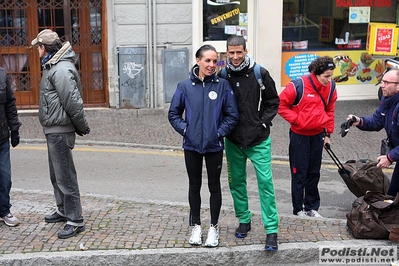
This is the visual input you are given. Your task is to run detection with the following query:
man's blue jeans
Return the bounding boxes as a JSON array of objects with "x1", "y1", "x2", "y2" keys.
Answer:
[
  {"x1": 0, "y1": 140, "x2": 12, "y2": 217},
  {"x1": 46, "y1": 132, "x2": 84, "y2": 226}
]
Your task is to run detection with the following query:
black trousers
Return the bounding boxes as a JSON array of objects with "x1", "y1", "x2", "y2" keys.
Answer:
[
  {"x1": 388, "y1": 163, "x2": 399, "y2": 196},
  {"x1": 289, "y1": 130, "x2": 324, "y2": 215},
  {"x1": 184, "y1": 149, "x2": 223, "y2": 226}
]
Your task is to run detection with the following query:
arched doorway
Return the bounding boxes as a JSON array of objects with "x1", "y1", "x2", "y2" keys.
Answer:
[{"x1": 0, "y1": 0, "x2": 107, "y2": 109}]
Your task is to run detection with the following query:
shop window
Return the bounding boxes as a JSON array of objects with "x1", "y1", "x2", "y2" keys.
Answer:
[
  {"x1": 282, "y1": 0, "x2": 397, "y2": 51},
  {"x1": 203, "y1": 0, "x2": 248, "y2": 41}
]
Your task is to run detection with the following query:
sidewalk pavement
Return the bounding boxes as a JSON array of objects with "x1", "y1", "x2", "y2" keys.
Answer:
[{"x1": 1, "y1": 100, "x2": 395, "y2": 265}]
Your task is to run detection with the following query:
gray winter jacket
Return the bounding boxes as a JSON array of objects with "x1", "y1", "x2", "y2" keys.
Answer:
[
  {"x1": 39, "y1": 41, "x2": 89, "y2": 134},
  {"x1": 0, "y1": 67, "x2": 21, "y2": 144}
]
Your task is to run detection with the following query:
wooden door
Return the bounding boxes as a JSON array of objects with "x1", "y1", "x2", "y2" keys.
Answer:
[{"x1": 0, "y1": 0, "x2": 106, "y2": 109}]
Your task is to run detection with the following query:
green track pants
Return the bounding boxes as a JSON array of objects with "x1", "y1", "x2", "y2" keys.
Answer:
[{"x1": 225, "y1": 137, "x2": 279, "y2": 234}]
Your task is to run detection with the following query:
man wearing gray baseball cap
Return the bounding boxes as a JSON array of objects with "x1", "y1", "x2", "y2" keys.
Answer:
[
  {"x1": 31, "y1": 29, "x2": 60, "y2": 46},
  {"x1": 31, "y1": 29, "x2": 90, "y2": 239}
]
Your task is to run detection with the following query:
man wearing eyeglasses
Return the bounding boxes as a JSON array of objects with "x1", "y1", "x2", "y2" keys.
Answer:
[{"x1": 347, "y1": 68, "x2": 399, "y2": 196}]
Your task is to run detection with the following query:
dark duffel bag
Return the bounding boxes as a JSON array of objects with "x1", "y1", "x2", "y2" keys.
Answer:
[
  {"x1": 342, "y1": 159, "x2": 390, "y2": 198},
  {"x1": 346, "y1": 191, "x2": 399, "y2": 239},
  {"x1": 324, "y1": 145, "x2": 390, "y2": 197}
]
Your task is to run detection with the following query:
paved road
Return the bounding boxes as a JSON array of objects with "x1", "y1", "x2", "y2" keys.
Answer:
[
  {"x1": 18, "y1": 99, "x2": 386, "y2": 163},
  {"x1": 10, "y1": 144, "x2": 363, "y2": 219}
]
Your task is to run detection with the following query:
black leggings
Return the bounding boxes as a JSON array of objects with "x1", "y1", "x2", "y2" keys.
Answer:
[{"x1": 184, "y1": 149, "x2": 223, "y2": 226}]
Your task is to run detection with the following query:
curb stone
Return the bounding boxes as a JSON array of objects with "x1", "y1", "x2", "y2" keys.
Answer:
[{"x1": 0, "y1": 240, "x2": 394, "y2": 266}]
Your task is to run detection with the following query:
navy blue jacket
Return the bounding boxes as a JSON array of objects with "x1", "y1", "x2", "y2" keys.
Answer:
[
  {"x1": 358, "y1": 92, "x2": 399, "y2": 162},
  {"x1": 168, "y1": 65, "x2": 239, "y2": 154}
]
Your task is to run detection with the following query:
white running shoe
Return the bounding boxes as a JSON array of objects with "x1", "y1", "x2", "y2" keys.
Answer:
[
  {"x1": 307, "y1": 210, "x2": 323, "y2": 218},
  {"x1": 296, "y1": 210, "x2": 308, "y2": 217},
  {"x1": 1, "y1": 213, "x2": 20, "y2": 227},
  {"x1": 204, "y1": 224, "x2": 219, "y2": 247},
  {"x1": 189, "y1": 224, "x2": 202, "y2": 245}
]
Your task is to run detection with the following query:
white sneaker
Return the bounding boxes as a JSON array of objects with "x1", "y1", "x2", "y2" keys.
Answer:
[
  {"x1": 307, "y1": 210, "x2": 323, "y2": 218},
  {"x1": 296, "y1": 210, "x2": 308, "y2": 217},
  {"x1": 189, "y1": 224, "x2": 202, "y2": 245},
  {"x1": 1, "y1": 213, "x2": 20, "y2": 227},
  {"x1": 204, "y1": 224, "x2": 219, "y2": 247}
]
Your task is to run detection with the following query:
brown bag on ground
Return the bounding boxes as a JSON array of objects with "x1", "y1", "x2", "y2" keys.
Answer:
[
  {"x1": 346, "y1": 191, "x2": 399, "y2": 239},
  {"x1": 324, "y1": 145, "x2": 390, "y2": 197},
  {"x1": 341, "y1": 160, "x2": 390, "y2": 197}
]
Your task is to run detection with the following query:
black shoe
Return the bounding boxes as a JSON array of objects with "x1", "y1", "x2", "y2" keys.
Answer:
[
  {"x1": 235, "y1": 222, "x2": 251, "y2": 238},
  {"x1": 58, "y1": 224, "x2": 85, "y2": 239},
  {"x1": 45, "y1": 212, "x2": 67, "y2": 223},
  {"x1": 265, "y1": 233, "x2": 278, "y2": 251}
]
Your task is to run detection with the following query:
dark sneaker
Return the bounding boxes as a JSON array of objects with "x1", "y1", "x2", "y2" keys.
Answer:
[
  {"x1": 235, "y1": 222, "x2": 251, "y2": 238},
  {"x1": 58, "y1": 224, "x2": 85, "y2": 239},
  {"x1": 45, "y1": 212, "x2": 67, "y2": 223},
  {"x1": 265, "y1": 233, "x2": 278, "y2": 251}
]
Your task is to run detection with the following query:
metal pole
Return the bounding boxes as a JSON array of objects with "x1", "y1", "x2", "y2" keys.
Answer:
[
  {"x1": 147, "y1": 0, "x2": 154, "y2": 108},
  {"x1": 152, "y1": 0, "x2": 158, "y2": 108}
]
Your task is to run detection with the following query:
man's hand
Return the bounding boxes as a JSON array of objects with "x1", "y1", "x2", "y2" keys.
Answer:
[
  {"x1": 11, "y1": 131, "x2": 19, "y2": 147},
  {"x1": 76, "y1": 127, "x2": 90, "y2": 136},
  {"x1": 377, "y1": 155, "x2": 391, "y2": 168},
  {"x1": 347, "y1": 114, "x2": 360, "y2": 127}
]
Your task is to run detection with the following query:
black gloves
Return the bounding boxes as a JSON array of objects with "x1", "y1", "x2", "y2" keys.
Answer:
[
  {"x1": 11, "y1": 131, "x2": 19, "y2": 147},
  {"x1": 340, "y1": 116, "x2": 358, "y2": 137},
  {"x1": 76, "y1": 127, "x2": 90, "y2": 136}
]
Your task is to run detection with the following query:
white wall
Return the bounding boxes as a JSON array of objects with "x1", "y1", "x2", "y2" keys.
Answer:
[
  {"x1": 106, "y1": 0, "x2": 192, "y2": 108},
  {"x1": 255, "y1": 0, "x2": 283, "y2": 91}
]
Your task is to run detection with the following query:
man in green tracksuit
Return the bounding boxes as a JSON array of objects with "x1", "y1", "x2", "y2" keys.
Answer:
[{"x1": 219, "y1": 36, "x2": 280, "y2": 251}]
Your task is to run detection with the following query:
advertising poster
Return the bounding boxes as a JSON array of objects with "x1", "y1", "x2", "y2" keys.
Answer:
[
  {"x1": 367, "y1": 23, "x2": 398, "y2": 56},
  {"x1": 239, "y1": 13, "x2": 248, "y2": 26},
  {"x1": 375, "y1": 27, "x2": 393, "y2": 53},
  {"x1": 349, "y1": 7, "x2": 370, "y2": 23},
  {"x1": 281, "y1": 51, "x2": 384, "y2": 86}
]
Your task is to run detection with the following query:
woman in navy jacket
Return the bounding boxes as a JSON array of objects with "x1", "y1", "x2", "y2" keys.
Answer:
[{"x1": 168, "y1": 44, "x2": 238, "y2": 247}]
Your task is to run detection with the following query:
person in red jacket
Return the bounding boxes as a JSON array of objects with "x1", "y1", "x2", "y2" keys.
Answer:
[{"x1": 279, "y1": 56, "x2": 337, "y2": 218}]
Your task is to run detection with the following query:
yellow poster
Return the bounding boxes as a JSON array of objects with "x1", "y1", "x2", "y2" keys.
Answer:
[{"x1": 281, "y1": 50, "x2": 385, "y2": 87}]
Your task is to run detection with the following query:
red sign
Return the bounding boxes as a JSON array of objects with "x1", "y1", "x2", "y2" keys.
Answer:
[
  {"x1": 336, "y1": 0, "x2": 391, "y2": 7},
  {"x1": 375, "y1": 27, "x2": 393, "y2": 53},
  {"x1": 337, "y1": 39, "x2": 363, "y2": 50}
]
